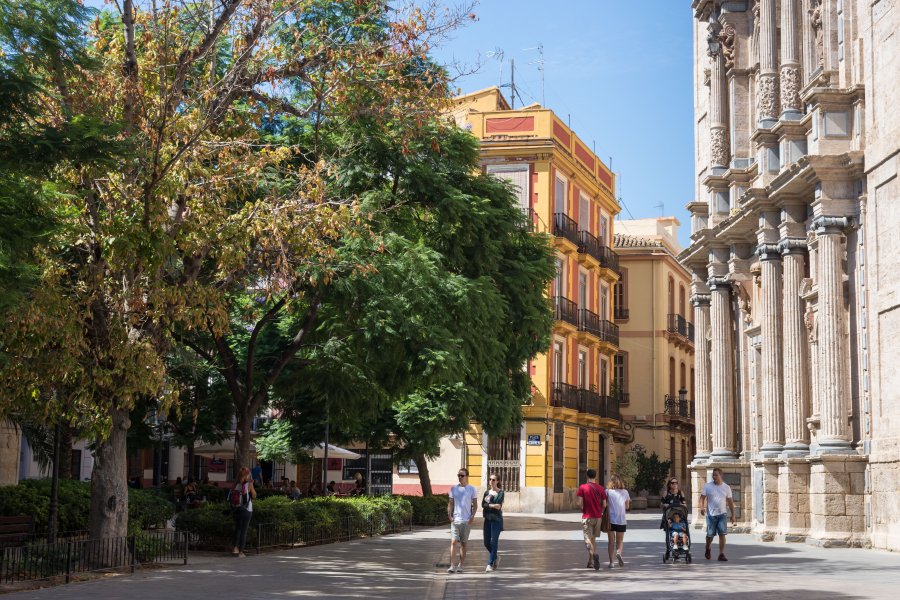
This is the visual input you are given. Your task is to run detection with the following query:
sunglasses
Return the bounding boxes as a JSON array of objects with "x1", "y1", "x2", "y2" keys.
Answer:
[
  {"x1": 489, "y1": 478, "x2": 497, "y2": 481},
  {"x1": 457, "y1": 474, "x2": 467, "y2": 478}
]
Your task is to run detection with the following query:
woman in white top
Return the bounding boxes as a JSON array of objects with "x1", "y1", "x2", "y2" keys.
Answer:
[{"x1": 605, "y1": 474, "x2": 631, "y2": 569}]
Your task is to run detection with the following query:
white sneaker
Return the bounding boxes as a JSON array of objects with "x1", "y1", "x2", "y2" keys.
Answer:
[
  {"x1": 608, "y1": 562, "x2": 614, "y2": 569},
  {"x1": 447, "y1": 565, "x2": 455, "y2": 574},
  {"x1": 232, "y1": 547, "x2": 239, "y2": 555},
  {"x1": 456, "y1": 565, "x2": 464, "y2": 573},
  {"x1": 616, "y1": 553, "x2": 624, "y2": 567},
  {"x1": 238, "y1": 552, "x2": 246, "y2": 558},
  {"x1": 485, "y1": 565, "x2": 493, "y2": 572}
]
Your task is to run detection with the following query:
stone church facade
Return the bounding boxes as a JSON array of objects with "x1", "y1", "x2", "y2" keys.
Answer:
[{"x1": 683, "y1": 0, "x2": 900, "y2": 550}]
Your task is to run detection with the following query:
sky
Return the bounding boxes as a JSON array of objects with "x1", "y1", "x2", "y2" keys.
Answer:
[
  {"x1": 81, "y1": 0, "x2": 697, "y2": 246},
  {"x1": 429, "y1": 1, "x2": 697, "y2": 247}
]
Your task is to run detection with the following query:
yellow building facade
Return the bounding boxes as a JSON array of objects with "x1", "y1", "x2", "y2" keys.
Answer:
[
  {"x1": 612, "y1": 218, "x2": 695, "y2": 496},
  {"x1": 450, "y1": 89, "x2": 622, "y2": 513}
]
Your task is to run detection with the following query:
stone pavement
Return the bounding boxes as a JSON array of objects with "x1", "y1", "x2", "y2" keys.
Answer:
[{"x1": 6, "y1": 512, "x2": 900, "y2": 600}]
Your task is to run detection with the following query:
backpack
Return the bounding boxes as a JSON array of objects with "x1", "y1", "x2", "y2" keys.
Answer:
[{"x1": 229, "y1": 483, "x2": 249, "y2": 509}]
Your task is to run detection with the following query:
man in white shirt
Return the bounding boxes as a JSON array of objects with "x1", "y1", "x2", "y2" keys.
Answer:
[
  {"x1": 699, "y1": 467, "x2": 737, "y2": 561},
  {"x1": 447, "y1": 468, "x2": 477, "y2": 573}
]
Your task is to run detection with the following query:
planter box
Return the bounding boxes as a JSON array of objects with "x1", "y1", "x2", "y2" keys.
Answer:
[
  {"x1": 631, "y1": 496, "x2": 648, "y2": 510},
  {"x1": 646, "y1": 495, "x2": 661, "y2": 508}
]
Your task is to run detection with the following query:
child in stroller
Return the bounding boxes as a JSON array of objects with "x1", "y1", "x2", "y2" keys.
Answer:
[{"x1": 663, "y1": 505, "x2": 692, "y2": 563}]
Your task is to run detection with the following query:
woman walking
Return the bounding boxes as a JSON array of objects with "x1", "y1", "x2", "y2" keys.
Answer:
[
  {"x1": 606, "y1": 474, "x2": 631, "y2": 569},
  {"x1": 482, "y1": 473, "x2": 505, "y2": 572},
  {"x1": 230, "y1": 466, "x2": 257, "y2": 557}
]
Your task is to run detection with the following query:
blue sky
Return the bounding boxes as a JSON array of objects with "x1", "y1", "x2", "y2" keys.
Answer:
[
  {"x1": 430, "y1": 1, "x2": 696, "y2": 246},
  {"x1": 82, "y1": 0, "x2": 696, "y2": 245}
]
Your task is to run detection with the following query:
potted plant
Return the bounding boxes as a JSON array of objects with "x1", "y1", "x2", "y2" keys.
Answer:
[
  {"x1": 634, "y1": 449, "x2": 671, "y2": 509},
  {"x1": 612, "y1": 451, "x2": 645, "y2": 509}
]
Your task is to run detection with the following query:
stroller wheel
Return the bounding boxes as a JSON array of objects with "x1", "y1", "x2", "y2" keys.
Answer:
[{"x1": 686, "y1": 553, "x2": 692, "y2": 564}]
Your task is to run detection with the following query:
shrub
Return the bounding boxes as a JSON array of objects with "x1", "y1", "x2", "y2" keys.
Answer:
[
  {"x1": 634, "y1": 450, "x2": 672, "y2": 496},
  {"x1": 397, "y1": 495, "x2": 447, "y2": 525},
  {"x1": 612, "y1": 452, "x2": 639, "y2": 493},
  {"x1": 0, "y1": 479, "x2": 175, "y2": 535}
]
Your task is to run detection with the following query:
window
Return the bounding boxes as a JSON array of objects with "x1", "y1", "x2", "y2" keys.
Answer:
[
  {"x1": 487, "y1": 164, "x2": 530, "y2": 212},
  {"x1": 614, "y1": 269, "x2": 627, "y2": 317},
  {"x1": 669, "y1": 357, "x2": 676, "y2": 397},
  {"x1": 70, "y1": 449, "x2": 82, "y2": 481},
  {"x1": 667, "y1": 277, "x2": 675, "y2": 315},
  {"x1": 553, "y1": 340, "x2": 565, "y2": 384},
  {"x1": 579, "y1": 193, "x2": 591, "y2": 231},
  {"x1": 554, "y1": 175, "x2": 567, "y2": 214},
  {"x1": 578, "y1": 428, "x2": 588, "y2": 481},
  {"x1": 679, "y1": 284, "x2": 686, "y2": 318},
  {"x1": 553, "y1": 422, "x2": 565, "y2": 493},
  {"x1": 600, "y1": 286, "x2": 609, "y2": 319},
  {"x1": 599, "y1": 215, "x2": 609, "y2": 247},
  {"x1": 690, "y1": 368, "x2": 696, "y2": 399},
  {"x1": 578, "y1": 349, "x2": 588, "y2": 389},
  {"x1": 680, "y1": 362, "x2": 687, "y2": 393},
  {"x1": 554, "y1": 257, "x2": 566, "y2": 297},
  {"x1": 578, "y1": 272, "x2": 588, "y2": 309},
  {"x1": 398, "y1": 459, "x2": 419, "y2": 474},
  {"x1": 487, "y1": 431, "x2": 521, "y2": 492},
  {"x1": 600, "y1": 358, "x2": 608, "y2": 395},
  {"x1": 613, "y1": 354, "x2": 627, "y2": 398}
]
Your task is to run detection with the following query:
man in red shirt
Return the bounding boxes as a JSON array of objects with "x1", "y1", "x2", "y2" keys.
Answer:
[{"x1": 576, "y1": 468, "x2": 608, "y2": 570}]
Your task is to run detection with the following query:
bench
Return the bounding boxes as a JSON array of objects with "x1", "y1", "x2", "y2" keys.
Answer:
[{"x1": 0, "y1": 515, "x2": 34, "y2": 548}]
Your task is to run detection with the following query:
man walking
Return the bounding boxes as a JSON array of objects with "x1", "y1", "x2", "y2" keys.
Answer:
[
  {"x1": 576, "y1": 468, "x2": 607, "y2": 570},
  {"x1": 447, "y1": 468, "x2": 477, "y2": 573},
  {"x1": 699, "y1": 467, "x2": 737, "y2": 561}
]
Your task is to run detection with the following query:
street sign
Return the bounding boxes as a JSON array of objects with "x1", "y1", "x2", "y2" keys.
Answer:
[{"x1": 527, "y1": 434, "x2": 542, "y2": 446}]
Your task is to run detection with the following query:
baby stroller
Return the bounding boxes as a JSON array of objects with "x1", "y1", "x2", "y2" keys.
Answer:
[{"x1": 663, "y1": 505, "x2": 692, "y2": 564}]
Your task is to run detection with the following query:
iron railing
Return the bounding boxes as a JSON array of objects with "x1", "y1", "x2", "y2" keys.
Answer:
[
  {"x1": 616, "y1": 392, "x2": 630, "y2": 406},
  {"x1": 550, "y1": 382, "x2": 581, "y2": 411},
  {"x1": 614, "y1": 306, "x2": 629, "y2": 321},
  {"x1": 664, "y1": 395, "x2": 695, "y2": 420},
  {"x1": 577, "y1": 230, "x2": 602, "y2": 262},
  {"x1": 597, "y1": 245, "x2": 620, "y2": 273},
  {"x1": 599, "y1": 319, "x2": 619, "y2": 346},
  {"x1": 602, "y1": 395, "x2": 622, "y2": 421},
  {"x1": 579, "y1": 389, "x2": 602, "y2": 416},
  {"x1": 553, "y1": 213, "x2": 580, "y2": 246},
  {"x1": 552, "y1": 296, "x2": 579, "y2": 328},
  {"x1": 667, "y1": 314, "x2": 694, "y2": 343},
  {"x1": 0, "y1": 531, "x2": 187, "y2": 585},
  {"x1": 578, "y1": 308, "x2": 602, "y2": 338}
]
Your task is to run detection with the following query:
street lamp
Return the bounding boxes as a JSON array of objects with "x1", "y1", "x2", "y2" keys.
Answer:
[
  {"x1": 149, "y1": 406, "x2": 172, "y2": 492},
  {"x1": 707, "y1": 10, "x2": 722, "y2": 57}
]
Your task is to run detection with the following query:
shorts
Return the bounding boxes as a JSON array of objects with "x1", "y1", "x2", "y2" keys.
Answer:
[
  {"x1": 582, "y1": 518, "x2": 602, "y2": 543},
  {"x1": 706, "y1": 512, "x2": 728, "y2": 536},
  {"x1": 608, "y1": 523, "x2": 626, "y2": 533},
  {"x1": 450, "y1": 521, "x2": 471, "y2": 543}
]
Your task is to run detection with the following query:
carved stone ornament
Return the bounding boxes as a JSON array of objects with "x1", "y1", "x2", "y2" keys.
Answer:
[
  {"x1": 704, "y1": 68, "x2": 711, "y2": 87},
  {"x1": 710, "y1": 127, "x2": 729, "y2": 167},
  {"x1": 720, "y1": 24, "x2": 736, "y2": 70},
  {"x1": 780, "y1": 65, "x2": 802, "y2": 112},
  {"x1": 810, "y1": 0, "x2": 824, "y2": 69},
  {"x1": 804, "y1": 305, "x2": 817, "y2": 343},
  {"x1": 757, "y1": 74, "x2": 780, "y2": 122}
]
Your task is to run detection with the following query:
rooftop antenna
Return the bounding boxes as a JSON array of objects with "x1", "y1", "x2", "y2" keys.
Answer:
[
  {"x1": 654, "y1": 202, "x2": 665, "y2": 217},
  {"x1": 485, "y1": 48, "x2": 505, "y2": 88},
  {"x1": 524, "y1": 44, "x2": 545, "y2": 106}
]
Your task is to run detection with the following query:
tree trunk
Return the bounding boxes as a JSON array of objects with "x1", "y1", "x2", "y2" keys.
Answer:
[
  {"x1": 57, "y1": 426, "x2": 73, "y2": 480},
  {"x1": 233, "y1": 409, "x2": 252, "y2": 480},
  {"x1": 413, "y1": 452, "x2": 433, "y2": 497},
  {"x1": 89, "y1": 406, "x2": 130, "y2": 540}
]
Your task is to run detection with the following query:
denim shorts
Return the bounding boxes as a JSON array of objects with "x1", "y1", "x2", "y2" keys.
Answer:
[{"x1": 706, "y1": 512, "x2": 728, "y2": 536}]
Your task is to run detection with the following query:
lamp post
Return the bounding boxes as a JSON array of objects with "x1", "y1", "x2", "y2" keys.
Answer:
[{"x1": 149, "y1": 407, "x2": 171, "y2": 492}]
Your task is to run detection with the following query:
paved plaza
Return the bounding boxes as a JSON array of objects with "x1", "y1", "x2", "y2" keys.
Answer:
[{"x1": 6, "y1": 512, "x2": 899, "y2": 600}]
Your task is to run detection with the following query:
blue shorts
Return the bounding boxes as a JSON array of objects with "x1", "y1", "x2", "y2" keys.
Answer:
[{"x1": 706, "y1": 513, "x2": 728, "y2": 536}]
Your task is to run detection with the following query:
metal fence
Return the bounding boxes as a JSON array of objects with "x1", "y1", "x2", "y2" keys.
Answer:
[{"x1": 0, "y1": 531, "x2": 188, "y2": 585}]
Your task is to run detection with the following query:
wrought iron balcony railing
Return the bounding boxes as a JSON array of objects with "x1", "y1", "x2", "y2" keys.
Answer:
[
  {"x1": 552, "y1": 296, "x2": 579, "y2": 328},
  {"x1": 599, "y1": 319, "x2": 619, "y2": 346},
  {"x1": 597, "y1": 245, "x2": 619, "y2": 273},
  {"x1": 613, "y1": 306, "x2": 629, "y2": 321},
  {"x1": 667, "y1": 314, "x2": 694, "y2": 344},
  {"x1": 664, "y1": 394, "x2": 695, "y2": 420},
  {"x1": 551, "y1": 382, "x2": 581, "y2": 411},
  {"x1": 552, "y1": 213, "x2": 580, "y2": 247},
  {"x1": 578, "y1": 308, "x2": 602, "y2": 338}
]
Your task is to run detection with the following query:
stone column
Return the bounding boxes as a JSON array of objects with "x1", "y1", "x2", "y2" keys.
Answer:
[
  {"x1": 814, "y1": 216, "x2": 852, "y2": 453},
  {"x1": 708, "y1": 17, "x2": 730, "y2": 170},
  {"x1": 779, "y1": 0, "x2": 802, "y2": 119},
  {"x1": 757, "y1": 0, "x2": 780, "y2": 127},
  {"x1": 693, "y1": 290, "x2": 713, "y2": 461},
  {"x1": 709, "y1": 267, "x2": 738, "y2": 460},
  {"x1": 780, "y1": 238, "x2": 811, "y2": 455},
  {"x1": 757, "y1": 243, "x2": 785, "y2": 455}
]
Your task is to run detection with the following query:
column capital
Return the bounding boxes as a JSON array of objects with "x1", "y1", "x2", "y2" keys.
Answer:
[
  {"x1": 778, "y1": 238, "x2": 807, "y2": 255},
  {"x1": 755, "y1": 243, "x2": 782, "y2": 261},
  {"x1": 692, "y1": 293, "x2": 712, "y2": 307},
  {"x1": 708, "y1": 275, "x2": 731, "y2": 291},
  {"x1": 812, "y1": 215, "x2": 848, "y2": 234}
]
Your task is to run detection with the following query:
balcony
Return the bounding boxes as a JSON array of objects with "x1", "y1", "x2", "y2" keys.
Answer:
[
  {"x1": 553, "y1": 213, "x2": 580, "y2": 247},
  {"x1": 667, "y1": 314, "x2": 695, "y2": 345},
  {"x1": 664, "y1": 394, "x2": 695, "y2": 421},
  {"x1": 613, "y1": 306, "x2": 629, "y2": 321},
  {"x1": 596, "y1": 245, "x2": 619, "y2": 273},
  {"x1": 577, "y1": 230, "x2": 602, "y2": 263},
  {"x1": 578, "y1": 308, "x2": 602, "y2": 338},
  {"x1": 551, "y1": 382, "x2": 581, "y2": 411},
  {"x1": 579, "y1": 388, "x2": 602, "y2": 416},
  {"x1": 616, "y1": 391, "x2": 630, "y2": 406},
  {"x1": 600, "y1": 394, "x2": 621, "y2": 421},
  {"x1": 598, "y1": 319, "x2": 619, "y2": 347},
  {"x1": 552, "y1": 296, "x2": 579, "y2": 328}
]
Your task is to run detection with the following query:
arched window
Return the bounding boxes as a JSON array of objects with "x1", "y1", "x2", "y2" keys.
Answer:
[
  {"x1": 679, "y1": 362, "x2": 686, "y2": 393},
  {"x1": 678, "y1": 284, "x2": 686, "y2": 317},
  {"x1": 667, "y1": 277, "x2": 675, "y2": 316},
  {"x1": 669, "y1": 357, "x2": 676, "y2": 398}
]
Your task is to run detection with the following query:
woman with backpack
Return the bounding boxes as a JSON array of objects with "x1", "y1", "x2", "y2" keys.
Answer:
[{"x1": 230, "y1": 466, "x2": 257, "y2": 557}]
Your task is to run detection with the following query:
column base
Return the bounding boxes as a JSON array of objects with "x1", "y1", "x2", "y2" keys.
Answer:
[
  {"x1": 757, "y1": 117, "x2": 777, "y2": 130},
  {"x1": 780, "y1": 109, "x2": 803, "y2": 121},
  {"x1": 710, "y1": 450, "x2": 740, "y2": 462},
  {"x1": 759, "y1": 443, "x2": 785, "y2": 458},
  {"x1": 781, "y1": 442, "x2": 810, "y2": 458},
  {"x1": 815, "y1": 439, "x2": 855, "y2": 455}
]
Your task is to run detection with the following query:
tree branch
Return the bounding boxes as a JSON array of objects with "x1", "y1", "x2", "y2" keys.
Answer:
[{"x1": 245, "y1": 294, "x2": 288, "y2": 391}]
